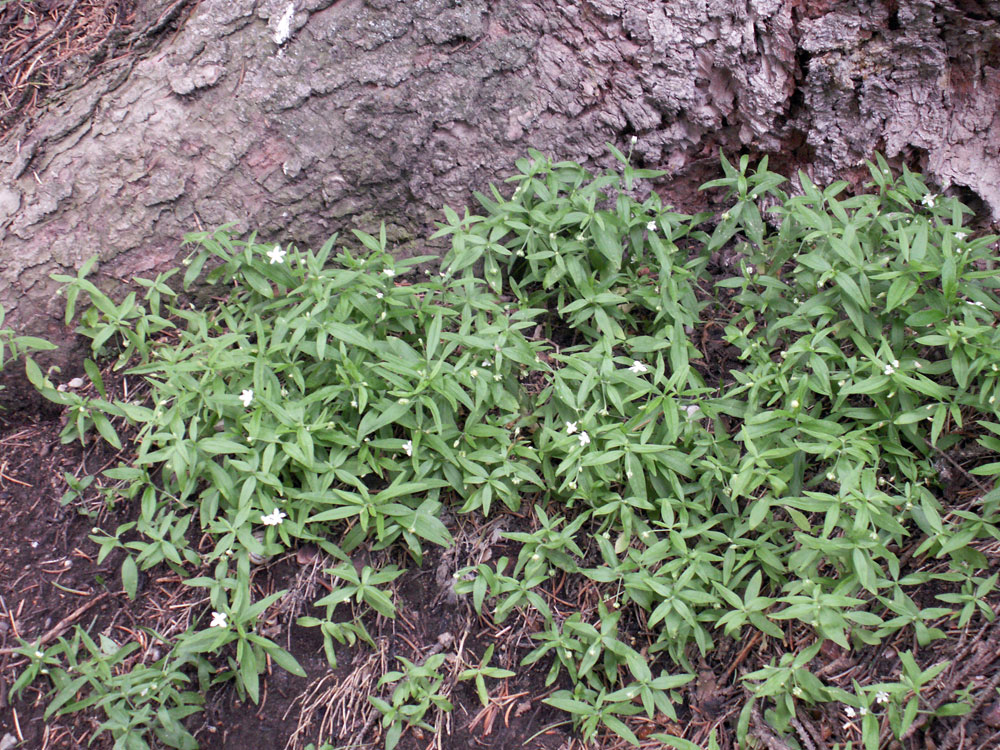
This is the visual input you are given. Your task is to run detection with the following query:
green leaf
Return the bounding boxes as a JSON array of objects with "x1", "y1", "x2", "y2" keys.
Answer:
[
  {"x1": 92, "y1": 412, "x2": 122, "y2": 449},
  {"x1": 885, "y1": 277, "x2": 916, "y2": 313},
  {"x1": 121, "y1": 555, "x2": 138, "y2": 599},
  {"x1": 603, "y1": 715, "x2": 640, "y2": 746},
  {"x1": 326, "y1": 321, "x2": 375, "y2": 351},
  {"x1": 357, "y1": 400, "x2": 410, "y2": 440},
  {"x1": 264, "y1": 642, "x2": 307, "y2": 678},
  {"x1": 241, "y1": 646, "x2": 261, "y2": 703},
  {"x1": 748, "y1": 497, "x2": 770, "y2": 530},
  {"x1": 24, "y1": 357, "x2": 46, "y2": 390},
  {"x1": 591, "y1": 217, "x2": 623, "y2": 268},
  {"x1": 83, "y1": 359, "x2": 106, "y2": 398},
  {"x1": 198, "y1": 437, "x2": 252, "y2": 455}
]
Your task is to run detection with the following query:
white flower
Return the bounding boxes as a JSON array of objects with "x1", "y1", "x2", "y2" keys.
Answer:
[
  {"x1": 630, "y1": 135, "x2": 638, "y2": 145},
  {"x1": 376, "y1": 291, "x2": 383, "y2": 299},
  {"x1": 955, "y1": 231, "x2": 968, "y2": 240},
  {"x1": 402, "y1": 439, "x2": 413, "y2": 457},
  {"x1": 875, "y1": 691, "x2": 890, "y2": 704},
  {"x1": 470, "y1": 369, "x2": 478, "y2": 379},
  {"x1": 844, "y1": 706, "x2": 856, "y2": 718},
  {"x1": 578, "y1": 431, "x2": 591, "y2": 447},
  {"x1": 858, "y1": 707, "x2": 868, "y2": 717},
  {"x1": 629, "y1": 360, "x2": 648, "y2": 374},
  {"x1": 884, "y1": 364, "x2": 896, "y2": 375},
  {"x1": 685, "y1": 404, "x2": 701, "y2": 418},
  {"x1": 239, "y1": 389, "x2": 254, "y2": 407},
  {"x1": 790, "y1": 399, "x2": 800, "y2": 409},
  {"x1": 746, "y1": 265, "x2": 756, "y2": 275},
  {"x1": 647, "y1": 221, "x2": 656, "y2": 232},
  {"x1": 565, "y1": 421, "x2": 578, "y2": 435},
  {"x1": 383, "y1": 268, "x2": 395, "y2": 277},
  {"x1": 921, "y1": 193, "x2": 937, "y2": 208},
  {"x1": 267, "y1": 245, "x2": 286, "y2": 264},
  {"x1": 261, "y1": 509, "x2": 286, "y2": 526},
  {"x1": 210, "y1": 611, "x2": 227, "y2": 628}
]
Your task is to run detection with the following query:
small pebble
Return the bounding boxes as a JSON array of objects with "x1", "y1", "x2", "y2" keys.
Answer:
[{"x1": 295, "y1": 544, "x2": 318, "y2": 565}]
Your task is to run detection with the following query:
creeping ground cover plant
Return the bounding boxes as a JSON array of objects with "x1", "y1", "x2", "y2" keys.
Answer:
[{"x1": 10, "y1": 146, "x2": 1000, "y2": 750}]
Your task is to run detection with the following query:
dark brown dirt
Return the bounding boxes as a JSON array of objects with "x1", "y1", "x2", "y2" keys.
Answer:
[{"x1": 0, "y1": 0, "x2": 140, "y2": 138}]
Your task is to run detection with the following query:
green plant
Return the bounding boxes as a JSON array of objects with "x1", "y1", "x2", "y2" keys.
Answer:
[
  {"x1": 457, "y1": 644, "x2": 515, "y2": 706},
  {"x1": 0, "y1": 303, "x2": 56, "y2": 402},
  {"x1": 370, "y1": 653, "x2": 453, "y2": 750},
  {"x1": 10, "y1": 628, "x2": 205, "y2": 750},
  {"x1": 16, "y1": 145, "x2": 1000, "y2": 749}
]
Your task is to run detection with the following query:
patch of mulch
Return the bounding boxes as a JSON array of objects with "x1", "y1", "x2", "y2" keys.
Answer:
[{"x1": 0, "y1": 0, "x2": 139, "y2": 136}]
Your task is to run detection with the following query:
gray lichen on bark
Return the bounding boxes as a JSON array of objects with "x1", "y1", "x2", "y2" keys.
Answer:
[{"x1": 1, "y1": 0, "x2": 998, "y2": 364}]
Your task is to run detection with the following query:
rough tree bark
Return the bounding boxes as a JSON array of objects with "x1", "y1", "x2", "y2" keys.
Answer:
[{"x1": 1, "y1": 0, "x2": 999, "y2": 377}]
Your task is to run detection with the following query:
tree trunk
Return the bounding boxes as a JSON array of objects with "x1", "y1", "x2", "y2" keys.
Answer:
[{"x1": 2, "y1": 0, "x2": 999, "y2": 375}]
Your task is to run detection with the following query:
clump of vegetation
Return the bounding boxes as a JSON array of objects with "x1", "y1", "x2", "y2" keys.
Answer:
[
  {"x1": 0, "y1": 303, "x2": 56, "y2": 401},
  {"x1": 9, "y1": 147, "x2": 1000, "y2": 750}
]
